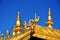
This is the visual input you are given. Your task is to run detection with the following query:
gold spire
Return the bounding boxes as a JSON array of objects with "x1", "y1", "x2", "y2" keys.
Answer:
[
  {"x1": 16, "y1": 11, "x2": 21, "y2": 26},
  {"x1": 13, "y1": 11, "x2": 22, "y2": 34},
  {"x1": 46, "y1": 8, "x2": 53, "y2": 28},
  {"x1": 48, "y1": 8, "x2": 52, "y2": 20}
]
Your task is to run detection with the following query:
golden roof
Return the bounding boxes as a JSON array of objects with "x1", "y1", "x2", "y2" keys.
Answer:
[{"x1": 1, "y1": 8, "x2": 60, "y2": 40}]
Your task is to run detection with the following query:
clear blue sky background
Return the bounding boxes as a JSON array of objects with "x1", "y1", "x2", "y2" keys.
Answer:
[{"x1": 0, "y1": 0, "x2": 60, "y2": 36}]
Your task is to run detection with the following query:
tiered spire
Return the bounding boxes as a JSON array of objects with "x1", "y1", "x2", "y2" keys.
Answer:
[
  {"x1": 46, "y1": 8, "x2": 53, "y2": 28},
  {"x1": 13, "y1": 11, "x2": 22, "y2": 34}
]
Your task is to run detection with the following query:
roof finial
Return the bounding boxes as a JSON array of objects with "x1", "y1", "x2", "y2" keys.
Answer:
[
  {"x1": 34, "y1": 12, "x2": 36, "y2": 19},
  {"x1": 6, "y1": 30, "x2": 10, "y2": 38},
  {"x1": 24, "y1": 21, "x2": 27, "y2": 29},
  {"x1": 16, "y1": 11, "x2": 21, "y2": 26},
  {"x1": 46, "y1": 8, "x2": 53, "y2": 28},
  {"x1": 13, "y1": 11, "x2": 22, "y2": 34},
  {"x1": 5, "y1": 30, "x2": 10, "y2": 40}
]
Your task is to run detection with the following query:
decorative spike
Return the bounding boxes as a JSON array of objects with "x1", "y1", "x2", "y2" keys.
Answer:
[
  {"x1": 48, "y1": 8, "x2": 51, "y2": 15},
  {"x1": 34, "y1": 12, "x2": 37, "y2": 19},
  {"x1": 34, "y1": 12, "x2": 40, "y2": 23},
  {"x1": 16, "y1": 11, "x2": 20, "y2": 21},
  {"x1": 46, "y1": 8, "x2": 53, "y2": 28},
  {"x1": 37, "y1": 16, "x2": 40, "y2": 21},
  {"x1": 24, "y1": 21, "x2": 27, "y2": 26},
  {"x1": 34, "y1": 12, "x2": 37, "y2": 23},
  {"x1": 24, "y1": 21, "x2": 27, "y2": 28},
  {"x1": 6, "y1": 30, "x2": 10, "y2": 38},
  {"x1": 7, "y1": 30, "x2": 10, "y2": 35},
  {"x1": 16, "y1": 11, "x2": 21, "y2": 26},
  {"x1": 48, "y1": 8, "x2": 52, "y2": 20}
]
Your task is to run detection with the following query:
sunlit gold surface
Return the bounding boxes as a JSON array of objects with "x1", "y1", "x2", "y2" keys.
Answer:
[
  {"x1": 33, "y1": 25, "x2": 60, "y2": 40},
  {"x1": 1, "y1": 8, "x2": 60, "y2": 40}
]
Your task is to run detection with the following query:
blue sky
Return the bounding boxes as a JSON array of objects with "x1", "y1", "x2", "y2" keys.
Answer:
[{"x1": 0, "y1": 0, "x2": 60, "y2": 36}]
